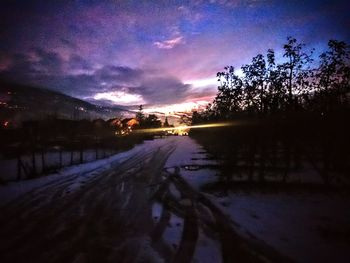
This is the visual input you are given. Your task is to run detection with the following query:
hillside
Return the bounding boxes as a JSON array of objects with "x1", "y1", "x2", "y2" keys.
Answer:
[{"x1": 0, "y1": 80, "x2": 130, "y2": 127}]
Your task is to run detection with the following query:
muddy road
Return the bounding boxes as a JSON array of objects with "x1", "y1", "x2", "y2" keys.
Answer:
[{"x1": 0, "y1": 137, "x2": 290, "y2": 263}]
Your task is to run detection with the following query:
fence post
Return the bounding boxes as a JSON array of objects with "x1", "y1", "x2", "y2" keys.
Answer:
[
  {"x1": 41, "y1": 148, "x2": 46, "y2": 175},
  {"x1": 31, "y1": 150, "x2": 37, "y2": 178},
  {"x1": 95, "y1": 144, "x2": 98, "y2": 160},
  {"x1": 70, "y1": 150, "x2": 74, "y2": 165},
  {"x1": 80, "y1": 145, "x2": 83, "y2": 164},
  {"x1": 59, "y1": 147, "x2": 63, "y2": 168},
  {"x1": 17, "y1": 156, "x2": 22, "y2": 181}
]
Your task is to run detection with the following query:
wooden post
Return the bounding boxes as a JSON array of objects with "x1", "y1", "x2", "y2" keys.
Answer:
[
  {"x1": 259, "y1": 144, "x2": 266, "y2": 183},
  {"x1": 17, "y1": 156, "x2": 22, "y2": 181},
  {"x1": 59, "y1": 148, "x2": 63, "y2": 169},
  {"x1": 41, "y1": 148, "x2": 46, "y2": 175},
  {"x1": 31, "y1": 150, "x2": 37, "y2": 178},
  {"x1": 70, "y1": 150, "x2": 74, "y2": 165},
  {"x1": 283, "y1": 142, "x2": 291, "y2": 183},
  {"x1": 80, "y1": 146, "x2": 83, "y2": 164}
]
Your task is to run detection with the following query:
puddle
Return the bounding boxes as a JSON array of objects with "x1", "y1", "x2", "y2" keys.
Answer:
[
  {"x1": 152, "y1": 202, "x2": 163, "y2": 222},
  {"x1": 163, "y1": 213, "x2": 184, "y2": 249}
]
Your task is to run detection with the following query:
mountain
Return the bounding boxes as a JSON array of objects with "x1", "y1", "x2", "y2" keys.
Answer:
[{"x1": 0, "y1": 80, "x2": 132, "y2": 127}]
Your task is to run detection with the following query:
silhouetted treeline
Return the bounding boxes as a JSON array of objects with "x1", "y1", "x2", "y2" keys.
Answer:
[
  {"x1": 0, "y1": 117, "x2": 156, "y2": 157},
  {"x1": 135, "y1": 105, "x2": 162, "y2": 128},
  {"x1": 0, "y1": 117, "x2": 155, "y2": 181},
  {"x1": 191, "y1": 37, "x2": 350, "y2": 189},
  {"x1": 193, "y1": 37, "x2": 349, "y2": 122}
]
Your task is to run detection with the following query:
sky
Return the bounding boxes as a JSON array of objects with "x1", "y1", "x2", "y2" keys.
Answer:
[{"x1": 0, "y1": 0, "x2": 349, "y2": 114}]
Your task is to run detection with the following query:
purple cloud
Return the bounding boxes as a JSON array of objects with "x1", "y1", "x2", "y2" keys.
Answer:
[{"x1": 0, "y1": 0, "x2": 349, "y2": 111}]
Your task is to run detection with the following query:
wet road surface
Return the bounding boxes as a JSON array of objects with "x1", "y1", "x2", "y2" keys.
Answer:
[{"x1": 0, "y1": 138, "x2": 291, "y2": 263}]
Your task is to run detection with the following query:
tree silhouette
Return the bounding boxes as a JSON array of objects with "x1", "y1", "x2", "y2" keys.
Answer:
[
  {"x1": 281, "y1": 37, "x2": 313, "y2": 109},
  {"x1": 143, "y1": 114, "x2": 161, "y2": 128},
  {"x1": 265, "y1": 49, "x2": 287, "y2": 113},
  {"x1": 215, "y1": 66, "x2": 243, "y2": 118},
  {"x1": 191, "y1": 36, "x2": 350, "y2": 190},
  {"x1": 316, "y1": 40, "x2": 350, "y2": 111},
  {"x1": 198, "y1": 36, "x2": 349, "y2": 121},
  {"x1": 163, "y1": 117, "x2": 170, "y2": 127},
  {"x1": 179, "y1": 114, "x2": 192, "y2": 126},
  {"x1": 241, "y1": 54, "x2": 266, "y2": 114},
  {"x1": 135, "y1": 105, "x2": 145, "y2": 123}
]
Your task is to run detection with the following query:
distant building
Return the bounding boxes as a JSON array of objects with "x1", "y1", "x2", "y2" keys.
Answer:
[
  {"x1": 110, "y1": 118, "x2": 140, "y2": 135},
  {"x1": 122, "y1": 118, "x2": 139, "y2": 128}
]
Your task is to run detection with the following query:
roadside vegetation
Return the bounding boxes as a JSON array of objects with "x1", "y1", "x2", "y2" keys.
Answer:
[
  {"x1": 0, "y1": 106, "x2": 165, "y2": 182},
  {"x1": 191, "y1": 37, "x2": 350, "y2": 190}
]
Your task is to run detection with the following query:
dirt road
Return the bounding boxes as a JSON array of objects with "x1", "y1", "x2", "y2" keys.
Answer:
[{"x1": 0, "y1": 137, "x2": 291, "y2": 263}]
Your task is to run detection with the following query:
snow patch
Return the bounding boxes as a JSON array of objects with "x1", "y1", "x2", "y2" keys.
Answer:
[
  {"x1": 152, "y1": 202, "x2": 163, "y2": 223},
  {"x1": 210, "y1": 192, "x2": 350, "y2": 263},
  {"x1": 0, "y1": 138, "x2": 177, "y2": 206},
  {"x1": 163, "y1": 213, "x2": 184, "y2": 250},
  {"x1": 193, "y1": 229, "x2": 222, "y2": 263}
]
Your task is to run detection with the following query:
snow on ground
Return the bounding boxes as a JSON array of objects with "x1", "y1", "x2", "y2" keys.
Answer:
[
  {"x1": 0, "y1": 138, "x2": 170, "y2": 206},
  {"x1": 163, "y1": 212, "x2": 184, "y2": 250},
  {"x1": 0, "y1": 136, "x2": 215, "y2": 205},
  {"x1": 164, "y1": 136, "x2": 350, "y2": 263},
  {"x1": 169, "y1": 182, "x2": 182, "y2": 200},
  {"x1": 164, "y1": 137, "x2": 227, "y2": 262},
  {"x1": 165, "y1": 136, "x2": 218, "y2": 190},
  {"x1": 152, "y1": 202, "x2": 163, "y2": 223},
  {"x1": 192, "y1": 229, "x2": 222, "y2": 263},
  {"x1": 208, "y1": 192, "x2": 350, "y2": 263},
  {"x1": 1, "y1": 136, "x2": 349, "y2": 263},
  {"x1": 0, "y1": 149, "x2": 117, "y2": 181}
]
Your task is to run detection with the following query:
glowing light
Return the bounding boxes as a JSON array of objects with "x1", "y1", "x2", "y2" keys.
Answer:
[
  {"x1": 94, "y1": 91, "x2": 145, "y2": 105},
  {"x1": 134, "y1": 122, "x2": 234, "y2": 134}
]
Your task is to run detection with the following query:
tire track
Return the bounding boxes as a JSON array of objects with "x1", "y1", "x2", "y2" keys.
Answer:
[{"x1": 0, "y1": 142, "x2": 177, "y2": 263}]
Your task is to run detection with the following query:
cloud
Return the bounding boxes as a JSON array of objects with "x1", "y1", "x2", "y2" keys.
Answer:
[
  {"x1": 1, "y1": 0, "x2": 349, "y2": 111},
  {"x1": 32, "y1": 48, "x2": 64, "y2": 74},
  {"x1": 95, "y1": 66, "x2": 144, "y2": 85},
  {"x1": 154, "y1": 36, "x2": 184, "y2": 49},
  {"x1": 60, "y1": 38, "x2": 77, "y2": 50},
  {"x1": 0, "y1": 50, "x2": 216, "y2": 107},
  {"x1": 68, "y1": 54, "x2": 93, "y2": 73},
  {"x1": 192, "y1": 0, "x2": 267, "y2": 8},
  {"x1": 94, "y1": 91, "x2": 145, "y2": 105},
  {"x1": 131, "y1": 77, "x2": 191, "y2": 104},
  {"x1": 0, "y1": 48, "x2": 64, "y2": 79}
]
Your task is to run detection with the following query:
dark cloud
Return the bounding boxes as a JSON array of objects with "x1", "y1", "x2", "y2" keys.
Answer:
[
  {"x1": 6, "y1": 53, "x2": 38, "y2": 76},
  {"x1": 68, "y1": 54, "x2": 92, "y2": 70},
  {"x1": 33, "y1": 48, "x2": 63, "y2": 74},
  {"x1": 0, "y1": 50, "x2": 201, "y2": 105},
  {"x1": 132, "y1": 77, "x2": 191, "y2": 104},
  {"x1": 60, "y1": 38, "x2": 77, "y2": 50},
  {"x1": 0, "y1": 0, "x2": 349, "y2": 109},
  {"x1": 52, "y1": 74, "x2": 101, "y2": 96},
  {"x1": 1, "y1": 49, "x2": 63, "y2": 78},
  {"x1": 95, "y1": 66, "x2": 144, "y2": 84}
]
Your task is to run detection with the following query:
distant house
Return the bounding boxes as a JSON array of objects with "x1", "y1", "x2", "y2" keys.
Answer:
[
  {"x1": 122, "y1": 118, "x2": 139, "y2": 128},
  {"x1": 109, "y1": 118, "x2": 139, "y2": 135}
]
